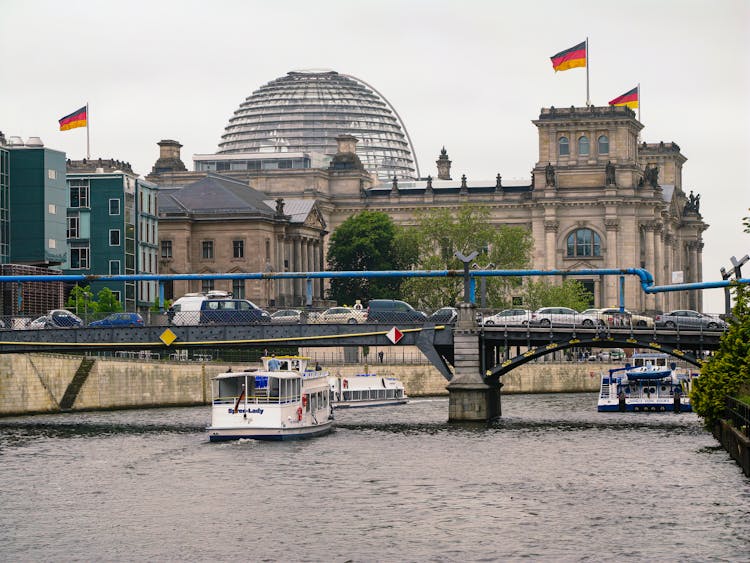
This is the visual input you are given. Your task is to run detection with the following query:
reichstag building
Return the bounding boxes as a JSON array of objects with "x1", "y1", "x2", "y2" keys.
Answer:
[{"x1": 148, "y1": 70, "x2": 707, "y2": 313}]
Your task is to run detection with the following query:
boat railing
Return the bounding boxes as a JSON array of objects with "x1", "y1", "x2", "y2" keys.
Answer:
[{"x1": 213, "y1": 393, "x2": 299, "y2": 405}]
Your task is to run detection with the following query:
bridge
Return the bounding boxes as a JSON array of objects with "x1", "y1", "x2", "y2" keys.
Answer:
[{"x1": 0, "y1": 266, "x2": 746, "y2": 421}]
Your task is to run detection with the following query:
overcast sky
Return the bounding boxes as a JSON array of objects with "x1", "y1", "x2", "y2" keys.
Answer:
[{"x1": 2, "y1": 0, "x2": 748, "y2": 311}]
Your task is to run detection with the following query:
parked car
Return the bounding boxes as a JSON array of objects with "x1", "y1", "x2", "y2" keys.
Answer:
[
  {"x1": 270, "y1": 309, "x2": 304, "y2": 324},
  {"x1": 89, "y1": 312, "x2": 145, "y2": 328},
  {"x1": 28, "y1": 309, "x2": 83, "y2": 329},
  {"x1": 428, "y1": 306, "x2": 458, "y2": 324},
  {"x1": 366, "y1": 299, "x2": 427, "y2": 323},
  {"x1": 598, "y1": 307, "x2": 654, "y2": 328},
  {"x1": 529, "y1": 307, "x2": 601, "y2": 327},
  {"x1": 483, "y1": 309, "x2": 532, "y2": 326},
  {"x1": 312, "y1": 306, "x2": 368, "y2": 324},
  {"x1": 168, "y1": 290, "x2": 232, "y2": 325},
  {"x1": 655, "y1": 310, "x2": 728, "y2": 330},
  {"x1": 199, "y1": 298, "x2": 271, "y2": 324}
]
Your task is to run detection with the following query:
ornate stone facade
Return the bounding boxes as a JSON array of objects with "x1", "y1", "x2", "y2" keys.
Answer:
[{"x1": 149, "y1": 106, "x2": 707, "y2": 313}]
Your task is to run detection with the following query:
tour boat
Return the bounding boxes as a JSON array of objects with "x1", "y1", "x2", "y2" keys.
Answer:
[
  {"x1": 597, "y1": 352, "x2": 698, "y2": 413},
  {"x1": 329, "y1": 372, "x2": 408, "y2": 408},
  {"x1": 207, "y1": 356, "x2": 333, "y2": 441}
]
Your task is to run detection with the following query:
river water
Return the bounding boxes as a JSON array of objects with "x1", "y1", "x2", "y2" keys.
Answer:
[{"x1": 1, "y1": 393, "x2": 748, "y2": 562}]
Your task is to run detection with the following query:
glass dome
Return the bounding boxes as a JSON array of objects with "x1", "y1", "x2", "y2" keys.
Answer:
[{"x1": 218, "y1": 71, "x2": 419, "y2": 180}]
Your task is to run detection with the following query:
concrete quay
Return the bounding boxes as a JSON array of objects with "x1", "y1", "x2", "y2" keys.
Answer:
[{"x1": 0, "y1": 353, "x2": 607, "y2": 417}]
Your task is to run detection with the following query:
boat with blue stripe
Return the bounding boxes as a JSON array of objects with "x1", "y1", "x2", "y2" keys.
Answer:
[{"x1": 597, "y1": 353, "x2": 698, "y2": 413}]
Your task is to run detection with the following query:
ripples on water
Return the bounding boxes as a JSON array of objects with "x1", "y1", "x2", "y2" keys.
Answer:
[{"x1": 1, "y1": 394, "x2": 748, "y2": 562}]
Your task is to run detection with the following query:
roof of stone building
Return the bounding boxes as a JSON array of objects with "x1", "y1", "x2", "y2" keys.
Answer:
[
  {"x1": 263, "y1": 198, "x2": 315, "y2": 223},
  {"x1": 159, "y1": 173, "x2": 274, "y2": 216}
]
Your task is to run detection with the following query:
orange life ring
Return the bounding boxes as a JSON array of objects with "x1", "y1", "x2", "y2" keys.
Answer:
[
  {"x1": 297, "y1": 406, "x2": 303, "y2": 421},
  {"x1": 343, "y1": 379, "x2": 348, "y2": 389},
  {"x1": 302, "y1": 394, "x2": 308, "y2": 407}
]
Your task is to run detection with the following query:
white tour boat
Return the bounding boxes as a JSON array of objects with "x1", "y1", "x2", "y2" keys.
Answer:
[
  {"x1": 208, "y1": 355, "x2": 333, "y2": 441},
  {"x1": 598, "y1": 352, "x2": 698, "y2": 413},
  {"x1": 329, "y1": 371, "x2": 408, "y2": 408}
]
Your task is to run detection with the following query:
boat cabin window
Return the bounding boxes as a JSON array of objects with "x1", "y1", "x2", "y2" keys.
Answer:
[{"x1": 214, "y1": 376, "x2": 246, "y2": 403}]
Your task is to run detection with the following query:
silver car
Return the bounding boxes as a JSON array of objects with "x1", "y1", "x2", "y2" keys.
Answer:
[
  {"x1": 483, "y1": 309, "x2": 532, "y2": 326},
  {"x1": 655, "y1": 310, "x2": 727, "y2": 330},
  {"x1": 529, "y1": 307, "x2": 601, "y2": 327},
  {"x1": 270, "y1": 309, "x2": 304, "y2": 324}
]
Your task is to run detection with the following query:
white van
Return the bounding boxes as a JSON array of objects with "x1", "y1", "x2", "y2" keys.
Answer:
[{"x1": 168, "y1": 291, "x2": 230, "y2": 325}]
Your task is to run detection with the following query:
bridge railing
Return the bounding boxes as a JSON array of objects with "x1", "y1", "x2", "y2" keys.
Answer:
[{"x1": 725, "y1": 396, "x2": 750, "y2": 439}]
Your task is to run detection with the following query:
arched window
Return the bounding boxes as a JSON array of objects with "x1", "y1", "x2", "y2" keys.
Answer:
[
  {"x1": 558, "y1": 136, "x2": 569, "y2": 156},
  {"x1": 566, "y1": 228, "x2": 601, "y2": 257},
  {"x1": 578, "y1": 136, "x2": 590, "y2": 155},
  {"x1": 598, "y1": 135, "x2": 609, "y2": 154}
]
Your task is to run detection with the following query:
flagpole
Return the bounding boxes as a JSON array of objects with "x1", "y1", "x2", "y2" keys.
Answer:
[
  {"x1": 585, "y1": 37, "x2": 591, "y2": 106},
  {"x1": 637, "y1": 83, "x2": 641, "y2": 123},
  {"x1": 86, "y1": 102, "x2": 90, "y2": 160}
]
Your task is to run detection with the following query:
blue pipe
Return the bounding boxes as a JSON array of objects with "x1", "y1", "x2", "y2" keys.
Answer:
[{"x1": 0, "y1": 268, "x2": 746, "y2": 294}]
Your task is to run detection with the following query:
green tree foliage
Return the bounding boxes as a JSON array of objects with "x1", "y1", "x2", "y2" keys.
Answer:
[
  {"x1": 66, "y1": 284, "x2": 95, "y2": 315},
  {"x1": 326, "y1": 211, "x2": 414, "y2": 304},
  {"x1": 692, "y1": 286, "x2": 750, "y2": 428},
  {"x1": 400, "y1": 205, "x2": 533, "y2": 311},
  {"x1": 521, "y1": 279, "x2": 594, "y2": 311},
  {"x1": 95, "y1": 287, "x2": 123, "y2": 313}
]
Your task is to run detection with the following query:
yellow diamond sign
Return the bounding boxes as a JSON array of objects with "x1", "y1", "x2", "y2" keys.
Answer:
[{"x1": 160, "y1": 328, "x2": 177, "y2": 346}]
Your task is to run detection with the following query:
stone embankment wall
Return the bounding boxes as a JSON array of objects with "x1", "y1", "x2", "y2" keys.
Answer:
[{"x1": 0, "y1": 354, "x2": 607, "y2": 417}]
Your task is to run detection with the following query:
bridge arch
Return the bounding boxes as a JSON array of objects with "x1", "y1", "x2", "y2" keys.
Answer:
[{"x1": 485, "y1": 336, "x2": 703, "y2": 379}]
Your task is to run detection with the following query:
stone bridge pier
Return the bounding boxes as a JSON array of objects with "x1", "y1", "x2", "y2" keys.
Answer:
[{"x1": 447, "y1": 302, "x2": 501, "y2": 422}]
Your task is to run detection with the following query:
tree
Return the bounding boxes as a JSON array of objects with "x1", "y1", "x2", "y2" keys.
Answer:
[
  {"x1": 520, "y1": 279, "x2": 594, "y2": 311},
  {"x1": 95, "y1": 287, "x2": 123, "y2": 313},
  {"x1": 66, "y1": 284, "x2": 95, "y2": 316},
  {"x1": 399, "y1": 204, "x2": 533, "y2": 311},
  {"x1": 326, "y1": 211, "x2": 415, "y2": 305},
  {"x1": 692, "y1": 284, "x2": 750, "y2": 429}
]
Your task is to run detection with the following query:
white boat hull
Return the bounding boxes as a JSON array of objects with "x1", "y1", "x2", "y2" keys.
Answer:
[{"x1": 208, "y1": 420, "x2": 333, "y2": 441}]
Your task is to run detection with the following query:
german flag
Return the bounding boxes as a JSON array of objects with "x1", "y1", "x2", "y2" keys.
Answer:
[
  {"x1": 608, "y1": 87, "x2": 639, "y2": 109},
  {"x1": 550, "y1": 41, "x2": 586, "y2": 72},
  {"x1": 59, "y1": 106, "x2": 87, "y2": 131}
]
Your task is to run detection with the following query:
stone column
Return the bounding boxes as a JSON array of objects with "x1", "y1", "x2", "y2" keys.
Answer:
[
  {"x1": 544, "y1": 220, "x2": 558, "y2": 271},
  {"x1": 696, "y1": 241, "x2": 704, "y2": 311},
  {"x1": 687, "y1": 240, "x2": 699, "y2": 310},
  {"x1": 663, "y1": 234, "x2": 674, "y2": 312},
  {"x1": 446, "y1": 302, "x2": 501, "y2": 422},
  {"x1": 643, "y1": 222, "x2": 656, "y2": 313},
  {"x1": 604, "y1": 218, "x2": 619, "y2": 306},
  {"x1": 293, "y1": 237, "x2": 302, "y2": 304},
  {"x1": 652, "y1": 223, "x2": 663, "y2": 312}
]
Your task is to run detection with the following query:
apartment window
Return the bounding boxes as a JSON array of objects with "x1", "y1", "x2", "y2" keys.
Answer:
[
  {"x1": 233, "y1": 279, "x2": 245, "y2": 299},
  {"x1": 109, "y1": 198, "x2": 121, "y2": 215},
  {"x1": 111, "y1": 291, "x2": 121, "y2": 304},
  {"x1": 201, "y1": 279, "x2": 215, "y2": 293},
  {"x1": 233, "y1": 240, "x2": 244, "y2": 259},
  {"x1": 558, "y1": 136, "x2": 569, "y2": 156},
  {"x1": 566, "y1": 228, "x2": 601, "y2": 257},
  {"x1": 110, "y1": 229, "x2": 121, "y2": 246},
  {"x1": 598, "y1": 135, "x2": 609, "y2": 155},
  {"x1": 161, "y1": 240, "x2": 173, "y2": 259},
  {"x1": 48, "y1": 204, "x2": 56, "y2": 214},
  {"x1": 69, "y1": 179, "x2": 90, "y2": 208},
  {"x1": 70, "y1": 247, "x2": 90, "y2": 269},
  {"x1": 578, "y1": 136, "x2": 590, "y2": 156},
  {"x1": 109, "y1": 260, "x2": 121, "y2": 275},
  {"x1": 67, "y1": 215, "x2": 80, "y2": 238},
  {"x1": 48, "y1": 169, "x2": 57, "y2": 180},
  {"x1": 202, "y1": 240, "x2": 214, "y2": 259}
]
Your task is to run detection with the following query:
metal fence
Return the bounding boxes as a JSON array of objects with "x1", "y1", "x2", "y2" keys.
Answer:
[{"x1": 725, "y1": 396, "x2": 750, "y2": 439}]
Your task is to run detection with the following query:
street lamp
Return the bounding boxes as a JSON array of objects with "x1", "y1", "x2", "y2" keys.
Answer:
[
  {"x1": 454, "y1": 251, "x2": 479, "y2": 303},
  {"x1": 720, "y1": 254, "x2": 749, "y2": 315},
  {"x1": 472, "y1": 262, "x2": 496, "y2": 308}
]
